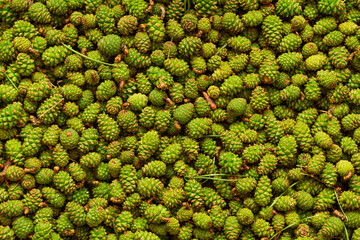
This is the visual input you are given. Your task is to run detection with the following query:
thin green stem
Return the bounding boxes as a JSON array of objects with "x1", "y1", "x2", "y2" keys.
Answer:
[{"x1": 62, "y1": 43, "x2": 117, "y2": 67}]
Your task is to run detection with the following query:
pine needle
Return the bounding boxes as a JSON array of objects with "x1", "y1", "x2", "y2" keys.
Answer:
[
  {"x1": 62, "y1": 43, "x2": 117, "y2": 67},
  {"x1": 192, "y1": 177, "x2": 237, "y2": 182},
  {"x1": 184, "y1": 0, "x2": 191, "y2": 11},
  {"x1": 344, "y1": 222, "x2": 350, "y2": 240},
  {"x1": 270, "y1": 181, "x2": 299, "y2": 208},
  {"x1": 269, "y1": 215, "x2": 316, "y2": 240},
  {"x1": 334, "y1": 189, "x2": 348, "y2": 221},
  {"x1": 4, "y1": 73, "x2": 19, "y2": 91},
  {"x1": 195, "y1": 173, "x2": 232, "y2": 177},
  {"x1": 186, "y1": 173, "x2": 242, "y2": 182},
  {"x1": 167, "y1": 35, "x2": 174, "y2": 60},
  {"x1": 180, "y1": 135, "x2": 221, "y2": 140},
  {"x1": 215, "y1": 44, "x2": 228, "y2": 56},
  {"x1": 38, "y1": 99, "x2": 64, "y2": 119}
]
